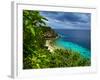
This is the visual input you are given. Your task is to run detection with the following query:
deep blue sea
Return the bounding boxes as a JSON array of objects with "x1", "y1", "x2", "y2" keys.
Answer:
[{"x1": 54, "y1": 29, "x2": 91, "y2": 58}]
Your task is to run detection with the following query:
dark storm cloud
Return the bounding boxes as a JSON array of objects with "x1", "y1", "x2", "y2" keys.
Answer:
[{"x1": 40, "y1": 11, "x2": 91, "y2": 29}]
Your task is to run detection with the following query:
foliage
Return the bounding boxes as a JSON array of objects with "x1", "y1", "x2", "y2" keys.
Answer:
[
  {"x1": 23, "y1": 48, "x2": 90, "y2": 69},
  {"x1": 51, "y1": 49, "x2": 90, "y2": 67},
  {"x1": 23, "y1": 10, "x2": 48, "y2": 57}
]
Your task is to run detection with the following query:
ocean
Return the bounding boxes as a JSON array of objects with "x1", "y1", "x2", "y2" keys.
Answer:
[{"x1": 54, "y1": 29, "x2": 91, "y2": 58}]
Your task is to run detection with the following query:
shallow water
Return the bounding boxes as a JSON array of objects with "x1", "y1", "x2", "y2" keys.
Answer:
[{"x1": 54, "y1": 38, "x2": 91, "y2": 58}]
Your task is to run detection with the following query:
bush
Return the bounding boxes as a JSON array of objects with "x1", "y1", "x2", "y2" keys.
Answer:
[{"x1": 23, "y1": 48, "x2": 91, "y2": 69}]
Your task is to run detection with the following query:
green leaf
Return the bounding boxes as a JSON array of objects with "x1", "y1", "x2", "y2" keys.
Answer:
[
  {"x1": 36, "y1": 64, "x2": 40, "y2": 68},
  {"x1": 30, "y1": 27, "x2": 35, "y2": 36}
]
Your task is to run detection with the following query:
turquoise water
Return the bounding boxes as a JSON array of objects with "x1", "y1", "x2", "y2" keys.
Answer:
[{"x1": 54, "y1": 38, "x2": 91, "y2": 58}]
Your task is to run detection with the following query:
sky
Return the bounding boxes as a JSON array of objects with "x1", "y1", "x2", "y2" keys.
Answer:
[{"x1": 40, "y1": 11, "x2": 91, "y2": 30}]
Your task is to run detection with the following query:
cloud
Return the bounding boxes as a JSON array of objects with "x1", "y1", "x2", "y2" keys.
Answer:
[{"x1": 40, "y1": 11, "x2": 91, "y2": 29}]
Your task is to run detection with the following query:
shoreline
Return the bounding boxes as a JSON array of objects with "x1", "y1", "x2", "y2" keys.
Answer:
[
  {"x1": 45, "y1": 39, "x2": 59, "y2": 52},
  {"x1": 45, "y1": 38, "x2": 90, "y2": 58}
]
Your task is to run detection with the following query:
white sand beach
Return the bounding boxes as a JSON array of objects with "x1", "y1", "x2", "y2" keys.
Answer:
[{"x1": 45, "y1": 40, "x2": 58, "y2": 52}]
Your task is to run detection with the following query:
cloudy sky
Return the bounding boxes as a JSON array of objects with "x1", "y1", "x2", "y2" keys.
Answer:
[{"x1": 40, "y1": 11, "x2": 91, "y2": 30}]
